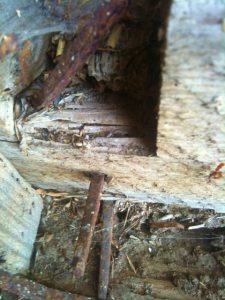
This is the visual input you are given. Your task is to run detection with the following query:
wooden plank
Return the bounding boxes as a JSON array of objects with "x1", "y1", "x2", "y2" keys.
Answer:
[
  {"x1": 64, "y1": 102, "x2": 125, "y2": 110},
  {"x1": 0, "y1": 95, "x2": 16, "y2": 141},
  {"x1": 0, "y1": 152, "x2": 43, "y2": 274},
  {"x1": 0, "y1": 140, "x2": 224, "y2": 212},
  {"x1": 82, "y1": 125, "x2": 138, "y2": 137},
  {"x1": 90, "y1": 137, "x2": 151, "y2": 155},
  {"x1": 0, "y1": 0, "x2": 224, "y2": 212},
  {"x1": 157, "y1": 0, "x2": 225, "y2": 164},
  {"x1": 22, "y1": 109, "x2": 134, "y2": 126}
]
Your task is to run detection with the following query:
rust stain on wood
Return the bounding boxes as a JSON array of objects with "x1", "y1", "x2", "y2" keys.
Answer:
[
  {"x1": 31, "y1": 0, "x2": 128, "y2": 107},
  {"x1": 18, "y1": 40, "x2": 32, "y2": 86},
  {"x1": 0, "y1": 34, "x2": 19, "y2": 59}
]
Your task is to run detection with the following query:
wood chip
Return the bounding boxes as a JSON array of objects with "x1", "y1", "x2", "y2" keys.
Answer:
[
  {"x1": 149, "y1": 221, "x2": 185, "y2": 230},
  {"x1": 35, "y1": 188, "x2": 68, "y2": 197},
  {"x1": 126, "y1": 255, "x2": 137, "y2": 274}
]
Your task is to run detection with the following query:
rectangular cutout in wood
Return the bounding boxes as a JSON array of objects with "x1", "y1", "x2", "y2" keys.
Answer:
[{"x1": 17, "y1": 0, "x2": 172, "y2": 157}]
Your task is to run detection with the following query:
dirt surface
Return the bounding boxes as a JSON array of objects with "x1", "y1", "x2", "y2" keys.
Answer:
[
  {"x1": 1, "y1": 192, "x2": 225, "y2": 300},
  {"x1": 22, "y1": 195, "x2": 225, "y2": 300}
]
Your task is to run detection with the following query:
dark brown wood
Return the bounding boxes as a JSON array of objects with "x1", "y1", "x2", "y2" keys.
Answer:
[
  {"x1": 73, "y1": 174, "x2": 105, "y2": 278},
  {"x1": 31, "y1": 0, "x2": 128, "y2": 107}
]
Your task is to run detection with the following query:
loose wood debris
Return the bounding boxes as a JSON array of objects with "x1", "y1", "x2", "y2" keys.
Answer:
[
  {"x1": 126, "y1": 255, "x2": 137, "y2": 275},
  {"x1": 149, "y1": 221, "x2": 185, "y2": 230},
  {"x1": 0, "y1": 269, "x2": 93, "y2": 300},
  {"x1": 35, "y1": 188, "x2": 69, "y2": 197}
]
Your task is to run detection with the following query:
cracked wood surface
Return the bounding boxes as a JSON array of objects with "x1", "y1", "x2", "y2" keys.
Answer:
[
  {"x1": 0, "y1": 0, "x2": 224, "y2": 212},
  {"x1": 0, "y1": 153, "x2": 43, "y2": 274}
]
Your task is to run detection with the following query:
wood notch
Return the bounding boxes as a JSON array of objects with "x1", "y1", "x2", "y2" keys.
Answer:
[
  {"x1": 17, "y1": 1, "x2": 172, "y2": 157},
  {"x1": 1, "y1": 0, "x2": 224, "y2": 212}
]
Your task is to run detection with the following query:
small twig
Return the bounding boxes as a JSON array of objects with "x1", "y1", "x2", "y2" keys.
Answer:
[
  {"x1": 73, "y1": 173, "x2": 105, "y2": 279},
  {"x1": 98, "y1": 201, "x2": 114, "y2": 300},
  {"x1": 111, "y1": 258, "x2": 115, "y2": 279},
  {"x1": 123, "y1": 205, "x2": 131, "y2": 228},
  {"x1": 149, "y1": 221, "x2": 185, "y2": 230},
  {"x1": 126, "y1": 255, "x2": 137, "y2": 274}
]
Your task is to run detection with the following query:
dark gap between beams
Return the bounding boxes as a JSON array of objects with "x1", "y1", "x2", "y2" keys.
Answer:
[
  {"x1": 84, "y1": 0, "x2": 172, "y2": 156},
  {"x1": 15, "y1": 0, "x2": 172, "y2": 157}
]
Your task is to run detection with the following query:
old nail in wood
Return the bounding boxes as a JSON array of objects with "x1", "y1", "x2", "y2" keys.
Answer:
[
  {"x1": 98, "y1": 200, "x2": 114, "y2": 300},
  {"x1": 31, "y1": 0, "x2": 127, "y2": 107},
  {"x1": 73, "y1": 173, "x2": 105, "y2": 279}
]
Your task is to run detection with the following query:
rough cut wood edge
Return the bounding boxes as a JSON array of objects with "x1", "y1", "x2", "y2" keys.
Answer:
[
  {"x1": 0, "y1": 95, "x2": 16, "y2": 141},
  {"x1": 158, "y1": 0, "x2": 225, "y2": 164},
  {"x1": 0, "y1": 0, "x2": 224, "y2": 212},
  {"x1": 0, "y1": 140, "x2": 224, "y2": 212},
  {"x1": 0, "y1": 152, "x2": 43, "y2": 274}
]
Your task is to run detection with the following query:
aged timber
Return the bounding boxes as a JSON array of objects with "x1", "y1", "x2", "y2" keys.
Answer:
[
  {"x1": 31, "y1": 0, "x2": 127, "y2": 107},
  {"x1": 0, "y1": 0, "x2": 224, "y2": 212}
]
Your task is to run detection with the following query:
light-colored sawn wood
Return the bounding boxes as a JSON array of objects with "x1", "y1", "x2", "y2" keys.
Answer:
[
  {"x1": 0, "y1": 0, "x2": 224, "y2": 211},
  {"x1": 0, "y1": 153, "x2": 43, "y2": 274}
]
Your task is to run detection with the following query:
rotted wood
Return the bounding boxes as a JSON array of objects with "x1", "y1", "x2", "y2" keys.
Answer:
[
  {"x1": 0, "y1": 0, "x2": 224, "y2": 212},
  {"x1": 0, "y1": 270, "x2": 93, "y2": 300},
  {"x1": 73, "y1": 174, "x2": 105, "y2": 278},
  {"x1": 17, "y1": 91, "x2": 151, "y2": 155},
  {"x1": 0, "y1": 1, "x2": 126, "y2": 59},
  {"x1": 31, "y1": 0, "x2": 128, "y2": 107}
]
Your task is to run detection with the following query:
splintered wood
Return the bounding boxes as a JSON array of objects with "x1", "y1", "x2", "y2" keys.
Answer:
[
  {"x1": 19, "y1": 93, "x2": 152, "y2": 155},
  {"x1": 0, "y1": 0, "x2": 224, "y2": 212}
]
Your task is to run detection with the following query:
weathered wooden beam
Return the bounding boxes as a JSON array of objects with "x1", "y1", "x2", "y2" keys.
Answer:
[
  {"x1": 0, "y1": 140, "x2": 224, "y2": 212},
  {"x1": 157, "y1": 0, "x2": 225, "y2": 165},
  {"x1": 0, "y1": 153, "x2": 43, "y2": 274},
  {"x1": 0, "y1": 0, "x2": 224, "y2": 212}
]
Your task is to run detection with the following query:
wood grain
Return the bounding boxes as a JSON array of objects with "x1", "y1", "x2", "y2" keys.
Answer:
[
  {"x1": 0, "y1": 153, "x2": 43, "y2": 274},
  {"x1": 0, "y1": 0, "x2": 224, "y2": 212}
]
